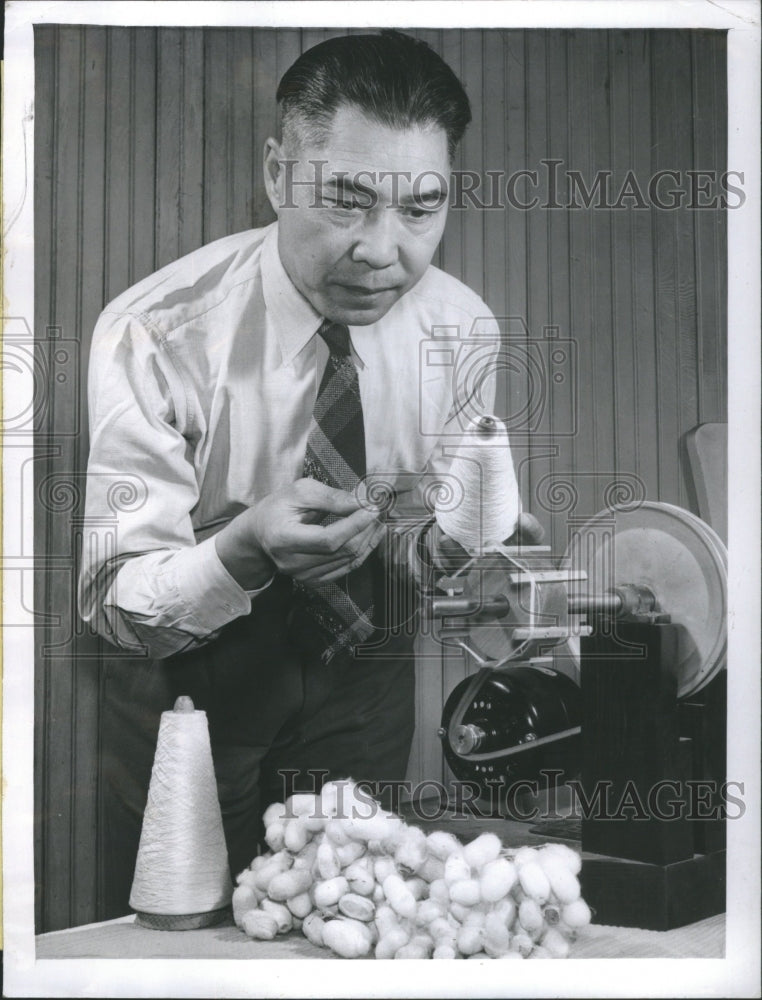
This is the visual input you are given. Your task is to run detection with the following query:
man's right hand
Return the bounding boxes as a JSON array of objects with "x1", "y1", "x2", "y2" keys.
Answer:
[{"x1": 214, "y1": 479, "x2": 385, "y2": 591}]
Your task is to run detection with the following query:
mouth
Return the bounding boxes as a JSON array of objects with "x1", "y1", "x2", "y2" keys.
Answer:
[{"x1": 339, "y1": 283, "x2": 399, "y2": 297}]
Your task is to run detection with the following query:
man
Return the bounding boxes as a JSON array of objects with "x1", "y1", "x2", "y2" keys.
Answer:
[{"x1": 79, "y1": 30, "x2": 533, "y2": 877}]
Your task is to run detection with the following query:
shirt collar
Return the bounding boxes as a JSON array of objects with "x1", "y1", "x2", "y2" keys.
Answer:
[{"x1": 261, "y1": 223, "x2": 368, "y2": 368}]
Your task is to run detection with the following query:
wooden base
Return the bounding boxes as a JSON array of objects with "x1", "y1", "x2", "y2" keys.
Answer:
[
  {"x1": 581, "y1": 849, "x2": 726, "y2": 931},
  {"x1": 134, "y1": 905, "x2": 232, "y2": 931}
]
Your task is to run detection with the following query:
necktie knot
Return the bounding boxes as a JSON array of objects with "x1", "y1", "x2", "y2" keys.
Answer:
[{"x1": 318, "y1": 320, "x2": 352, "y2": 358}]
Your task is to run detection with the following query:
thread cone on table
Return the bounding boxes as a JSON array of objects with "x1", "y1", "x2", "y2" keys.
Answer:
[
  {"x1": 129, "y1": 695, "x2": 233, "y2": 929},
  {"x1": 435, "y1": 414, "x2": 520, "y2": 553}
]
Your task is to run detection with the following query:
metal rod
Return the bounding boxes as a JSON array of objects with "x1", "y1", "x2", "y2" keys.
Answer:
[
  {"x1": 432, "y1": 595, "x2": 511, "y2": 618},
  {"x1": 567, "y1": 593, "x2": 623, "y2": 615}
]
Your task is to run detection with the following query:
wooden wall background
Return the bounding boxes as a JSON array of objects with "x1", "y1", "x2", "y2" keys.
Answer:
[{"x1": 33, "y1": 26, "x2": 727, "y2": 931}]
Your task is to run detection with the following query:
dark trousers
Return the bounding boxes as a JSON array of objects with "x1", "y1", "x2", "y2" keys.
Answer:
[{"x1": 102, "y1": 574, "x2": 416, "y2": 902}]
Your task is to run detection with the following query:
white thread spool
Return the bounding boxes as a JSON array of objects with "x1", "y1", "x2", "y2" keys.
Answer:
[
  {"x1": 129, "y1": 696, "x2": 233, "y2": 929},
  {"x1": 435, "y1": 415, "x2": 520, "y2": 553}
]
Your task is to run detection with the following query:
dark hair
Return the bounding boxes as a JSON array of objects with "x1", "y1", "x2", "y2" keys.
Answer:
[{"x1": 276, "y1": 30, "x2": 471, "y2": 161}]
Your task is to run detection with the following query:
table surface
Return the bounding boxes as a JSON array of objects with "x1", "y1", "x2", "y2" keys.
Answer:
[{"x1": 36, "y1": 814, "x2": 726, "y2": 961}]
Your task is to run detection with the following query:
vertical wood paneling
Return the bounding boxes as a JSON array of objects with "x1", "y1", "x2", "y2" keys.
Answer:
[{"x1": 34, "y1": 27, "x2": 728, "y2": 929}]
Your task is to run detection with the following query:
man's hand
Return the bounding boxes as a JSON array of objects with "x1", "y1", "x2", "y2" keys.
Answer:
[
  {"x1": 215, "y1": 479, "x2": 385, "y2": 591},
  {"x1": 429, "y1": 512, "x2": 546, "y2": 573}
]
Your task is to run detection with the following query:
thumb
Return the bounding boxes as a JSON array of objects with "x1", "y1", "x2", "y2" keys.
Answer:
[{"x1": 294, "y1": 478, "x2": 363, "y2": 516}]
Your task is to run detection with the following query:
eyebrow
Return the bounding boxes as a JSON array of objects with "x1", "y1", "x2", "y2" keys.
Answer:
[{"x1": 322, "y1": 175, "x2": 448, "y2": 206}]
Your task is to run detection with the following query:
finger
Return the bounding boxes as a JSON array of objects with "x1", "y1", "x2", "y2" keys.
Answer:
[
  {"x1": 504, "y1": 512, "x2": 545, "y2": 546},
  {"x1": 285, "y1": 507, "x2": 379, "y2": 554},
  {"x1": 297, "y1": 523, "x2": 388, "y2": 584},
  {"x1": 293, "y1": 478, "x2": 363, "y2": 517},
  {"x1": 295, "y1": 522, "x2": 386, "y2": 581}
]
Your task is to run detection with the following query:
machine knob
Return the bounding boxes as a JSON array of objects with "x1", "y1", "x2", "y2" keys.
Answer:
[{"x1": 452, "y1": 723, "x2": 486, "y2": 755}]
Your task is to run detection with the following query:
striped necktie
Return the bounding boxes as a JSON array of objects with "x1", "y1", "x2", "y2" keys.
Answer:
[{"x1": 294, "y1": 320, "x2": 376, "y2": 663}]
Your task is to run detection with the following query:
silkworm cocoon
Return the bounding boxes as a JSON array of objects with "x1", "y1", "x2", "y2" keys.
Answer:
[
  {"x1": 382, "y1": 874, "x2": 417, "y2": 920},
  {"x1": 319, "y1": 782, "x2": 339, "y2": 817},
  {"x1": 462, "y1": 908, "x2": 487, "y2": 928},
  {"x1": 335, "y1": 840, "x2": 365, "y2": 868},
  {"x1": 345, "y1": 859, "x2": 375, "y2": 897},
  {"x1": 426, "y1": 830, "x2": 463, "y2": 861},
  {"x1": 395, "y1": 942, "x2": 429, "y2": 959},
  {"x1": 375, "y1": 927, "x2": 410, "y2": 959},
  {"x1": 463, "y1": 833, "x2": 502, "y2": 870},
  {"x1": 395, "y1": 827, "x2": 428, "y2": 874},
  {"x1": 416, "y1": 899, "x2": 446, "y2": 926},
  {"x1": 409, "y1": 933, "x2": 434, "y2": 957},
  {"x1": 253, "y1": 854, "x2": 291, "y2": 893},
  {"x1": 444, "y1": 852, "x2": 471, "y2": 885},
  {"x1": 292, "y1": 840, "x2": 319, "y2": 871},
  {"x1": 480, "y1": 858, "x2": 517, "y2": 903},
  {"x1": 429, "y1": 917, "x2": 457, "y2": 944},
  {"x1": 317, "y1": 841, "x2": 341, "y2": 880},
  {"x1": 418, "y1": 855, "x2": 446, "y2": 883},
  {"x1": 304, "y1": 814, "x2": 328, "y2": 833},
  {"x1": 330, "y1": 780, "x2": 359, "y2": 819},
  {"x1": 262, "y1": 802, "x2": 287, "y2": 827},
  {"x1": 449, "y1": 879, "x2": 481, "y2": 907},
  {"x1": 374, "y1": 856, "x2": 398, "y2": 883},
  {"x1": 267, "y1": 867, "x2": 313, "y2": 902},
  {"x1": 344, "y1": 812, "x2": 403, "y2": 844},
  {"x1": 542, "y1": 927, "x2": 571, "y2": 958},
  {"x1": 492, "y1": 897, "x2": 517, "y2": 928},
  {"x1": 325, "y1": 818, "x2": 352, "y2": 847},
  {"x1": 372, "y1": 883, "x2": 385, "y2": 904},
  {"x1": 338, "y1": 893, "x2": 375, "y2": 922},
  {"x1": 283, "y1": 817, "x2": 310, "y2": 854},
  {"x1": 518, "y1": 898, "x2": 544, "y2": 935},
  {"x1": 301, "y1": 912, "x2": 325, "y2": 948},
  {"x1": 374, "y1": 903, "x2": 401, "y2": 937},
  {"x1": 513, "y1": 846, "x2": 539, "y2": 868},
  {"x1": 538, "y1": 856, "x2": 581, "y2": 904},
  {"x1": 235, "y1": 868, "x2": 263, "y2": 892},
  {"x1": 511, "y1": 932, "x2": 534, "y2": 957},
  {"x1": 529, "y1": 945, "x2": 551, "y2": 959},
  {"x1": 260, "y1": 898, "x2": 293, "y2": 934},
  {"x1": 232, "y1": 884, "x2": 261, "y2": 927},
  {"x1": 406, "y1": 876, "x2": 427, "y2": 901},
  {"x1": 312, "y1": 876, "x2": 349, "y2": 908},
  {"x1": 483, "y1": 912, "x2": 511, "y2": 958},
  {"x1": 456, "y1": 924, "x2": 483, "y2": 956},
  {"x1": 518, "y1": 862, "x2": 551, "y2": 904},
  {"x1": 498, "y1": 949, "x2": 524, "y2": 960},
  {"x1": 322, "y1": 917, "x2": 372, "y2": 958},
  {"x1": 428, "y1": 879, "x2": 450, "y2": 905},
  {"x1": 467, "y1": 952, "x2": 488, "y2": 960},
  {"x1": 287, "y1": 892, "x2": 313, "y2": 919},
  {"x1": 562, "y1": 899, "x2": 592, "y2": 928},
  {"x1": 285, "y1": 792, "x2": 320, "y2": 818},
  {"x1": 248, "y1": 854, "x2": 268, "y2": 874},
  {"x1": 541, "y1": 843, "x2": 582, "y2": 876},
  {"x1": 448, "y1": 902, "x2": 470, "y2": 924},
  {"x1": 241, "y1": 909, "x2": 279, "y2": 940},
  {"x1": 433, "y1": 944, "x2": 457, "y2": 959},
  {"x1": 265, "y1": 820, "x2": 286, "y2": 853}
]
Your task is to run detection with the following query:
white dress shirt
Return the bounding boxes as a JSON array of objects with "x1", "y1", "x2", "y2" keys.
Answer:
[{"x1": 78, "y1": 223, "x2": 519, "y2": 657}]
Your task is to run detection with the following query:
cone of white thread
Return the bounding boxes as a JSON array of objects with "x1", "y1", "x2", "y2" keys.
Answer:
[
  {"x1": 435, "y1": 414, "x2": 520, "y2": 553},
  {"x1": 129, "y1": 696, "x2": 233, "y2": 929}
]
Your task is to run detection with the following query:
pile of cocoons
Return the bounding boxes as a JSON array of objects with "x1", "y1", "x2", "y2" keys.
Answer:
[{"x1": 232, "y1": 780, "x2": 591, "y2": 960}]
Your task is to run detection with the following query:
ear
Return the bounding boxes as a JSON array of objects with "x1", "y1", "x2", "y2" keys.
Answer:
[{"x1": 263, "y1": 137, "x2": 286, "y2": 215}]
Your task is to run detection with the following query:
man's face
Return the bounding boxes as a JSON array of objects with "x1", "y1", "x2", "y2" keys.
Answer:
[{"x1": 264, "y1": 104, "x2": 451, "y2": 325}]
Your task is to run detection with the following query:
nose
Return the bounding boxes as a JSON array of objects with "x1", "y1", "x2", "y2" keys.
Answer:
[{"x1": 350, "y1": 211, "x2": 400, "y2": 269}]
